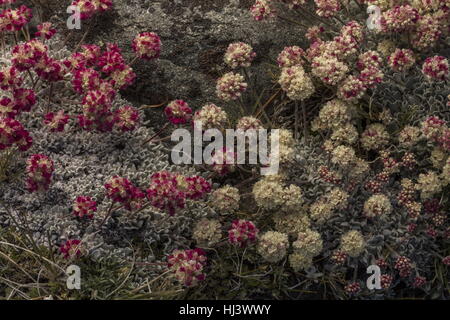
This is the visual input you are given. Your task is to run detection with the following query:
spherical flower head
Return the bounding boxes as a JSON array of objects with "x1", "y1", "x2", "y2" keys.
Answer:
[
  {"x1": 257, "y1": 231, "x2": 289, "y2": 263},
  {"x1": 71, "y1": 0, "x2": 113, "y2": 20},
  {"x1": 380, "y1": 5, "x2": 420, "y2": 33},
  {"x1": 364, "y1": 194, "x2": 392, "y2": 218},
  {"x1": 224, "y1": 42, "x2": 256, "y2": 69},
  {"x1": 73, "y1": 196, "x2": 97, "y2": 219},
  {"x1": 357, "y1": 51, "x2": 382, "y2": 70},
  {"x1": 412, "y1": 14, "x2": 441, "y2": 50},
  {"x1": 0, "y1": 5, "x2": 32, "y2": 32},
  {"x1": 317, "y1": 99, "x2": 351, "y2": 130},
  {"x1": 114, "y1": 105, "x2": 140, "y2": 132},
  {"x1": 34, "y1": 56, "x2": 65, "y2": 82},
  {"x1": 178, "y1": 175, "x2": 211, "y2": 200},
  {"x1": 0, "y1": 117, "x2": 31, "y2": 151},
  {"x1": 421, "y1": 116, "x2": 446, "y2": 142},
  {"x1": 277, "y1": 46, "x2": 305, "y2": 68},
  {"x1": 253, "y1": 175, "x2": 285, "y2": 210},
  {"x1": 309, "y1": 199, "x2": 333, "y2": 224},
  {"x1": 146, "y1": 171, "x2": 186, "y2": 215},
  {"x1": 12, "y1": 39, "x2": 48, "y2": 71},
  {"x1": 388, "y1": 49, "x2": 415, "y2": 72},
  {"x1": 72, "y1": 68, "x2": 101, "y2": 94},
  {"x1": 344, "y1": 282, "x2": 361, "y2": 295},
  {"x1": 306, "y1": 26, "x2": 325, "y2": 42},
  {"x1": 399, "y1": 125, "x2": 421, "y2": 147},
  {"x1": 104, "y1": 176, "x2": 145, "y2": 210},
  {"x1": 394, "y1": 256, "x2": 412, "y2": 277},
  {"x1": 132, "y1": 32, "x2": 161, "y2": 60},
  {"x1": 210, "y1": 185, "x2": 240, "y2": 215},
  {"x1": 314, "y1": 0, "x2": 341, "y2": 18},
  {"x1": 416, "y1": 171, "x2": 442, "y2": 199},
  {"x1": 279, "y1": 65, "x2": 315, "y2": 101},
  {"x1": 0, "y1": 66, "x2": 23, "y2": 90},
  {"x1": 380, "y1": 274, "x2": 393, "y2": 289},
  {"x1": 35, "y1": 22, "x2": 57, "y2": 40},
  {"x1": 164, "y1": 100, "x2": 192, "y2": 125},
  {"x1": 96, "y1": 43, "x2": 125, "y2": 74},
  {"x1": 289, "y1": 252, "x2": 313, "y2": 272},
  {"x1": 236, "y1": 116, "x2": 263, "y2": 130},
  {"x1": 358, "y1": 66, "x2": 384, "y2": 89},
  {"x1": 44, "y1": 110, "x2": 70, "y2": 132},
  {"x1": 193, "y1": 218, "x2": 222, "y2": 247},
  {"x1": 274, "y1": 212, "x2": 311, "y2": 236},
  {"x1": 422, "y1": 56, "x2": 449, "y2": 81},
  {"x1": 412, "y1": 276, "x2": 426, "y2": 288},
  {"x1": 340, "y1": 230, "x2": 365, "y2": 257},
  {"x1": 228, "y1": 219, "x2": 259, "y2": 247},
  {"x1": 12, "y1": 88, "x2": 36, "y2": 114},
  {"x1": 26, "y1": 154, "x2": 54, "y2": 192},
  {"x1": 442, "y1": 256, "x2": 450, "y2": 266},
  {"x1": 216, "y1": 72, "x2": 247, "y2": 101},
  {"x1": 209, "y1": 147, "x2": 236, "y2": 176},
  {"x1": 109, "y1": 64, "x2": 136, "y2": 90},
  {"x1": 193, "y1": 104, "x2": 228, "y2": 130},
  {"x1": 250, "y1": 0, "x2": 276, "y2": 21},
  {"x1": 341, "y1": 21, "x2": 364, "y2": 42},
  {"x1": 60, "y1": 239, "x2": 82, "y2": 260},
  {"x1": 331, "y1": 145, "x2": 356, "y2": 167},
  {"x1": 337, "y1": 75, "x2": 366, "y2": 101},
  {"x1": 311, "y1": 53, "x2": 349, "y2": 86},
  {"x1": 80, "y1": 44, "x2": 102, "y2": 66},
  {"x1": 360, "y1": 123, "x2": 389, "y2": 151},
  {"x1": 330, "y1": 250, "x2": 348, "y2": 265},
  {"x1": 167, "y1": 248, "x2": 207, "y2": 287},
  {"x1": 292, "y1": 229, "x2": 323, "y2": 257}
]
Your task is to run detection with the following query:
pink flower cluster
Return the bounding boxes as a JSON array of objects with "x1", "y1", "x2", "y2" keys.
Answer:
[
  {"x1": 344, "y1": 282, "x2": 361, "y2": 295},
  {"x1": 104, "y1": 176, "x2": 145, "y2": 211},
  {"x1": 314, "y1": 0, "x2": 340, "y2": 18},
  {"x1": 71, "y1": 0, "x2": 113, "y2": 20},
  {"x1": 114, "y1": 105, "x2": 140, "y2": 132},
  {"x1": 380, "y1": 5, "x2": 419, "y2": 33},
  {"x1": 224, "y1": 42, "x2": 256, "y2": 69},
  {"x1": 0, "y1": 117, "x2": 32, "y2": 151},
  {"x1": 228, "y1": 220, "x2": 259, "y2": 247},
  {"x1": 422, "y1": 56, "x2": 449, "y2": 81},
  {"x1": 250, "y1": 0, "x2": 276, "y2": 21},
  {"x1": 394, "y1": 256, "x2": 413, "y2": 278},
  {"x1": 132, "y1": 32, "x2": 161, "y2": 60},
  {"x1": 388, "y1": 49, "x2": 415, "y2": 72},
  {"x1": 216, "y1": 72, "x2": 247, "y2": 101},
  {"x1": 167, "y1": 248, "x2": 207, "y2": 287},
  {"x1": 73, "y1": 196, "x2": 97, "y2": 219},
  {"x1": 26, "y1": 154, "x2": 54, "y2": 192},
  {"x1": 421, "y1": 116, "x2": 449, "y2": 151},
  {"x1": 0, "y1": 5, "x2": 32, "y2": 32},
  {"x1": 60, "y1": 239, "x2": 82, "y2": 259},
  {"x1": 35, "y1": 22, "x2": 57, "y2": 40},
  {"x1": 44, "y1": 110, "x2": 70, "y2": 132},
  {"x1": 164, "y1": 99, "x2": 192, "y2": 125},
  {"x1": 277, "y1": 46, "x2": 305, "y2": 68}
]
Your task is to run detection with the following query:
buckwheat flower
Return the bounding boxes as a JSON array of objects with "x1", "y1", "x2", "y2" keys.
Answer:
[
  {"x1": 44, "y1": 110, "x2": 70, "y2": 132},
  {"x1": 257, "y1": 231, "x2": 289, "y2": 263},
  {"x1": 224, "y1": 42, "x2": 256, "y2": 69},
  {"x1": 236, "y1": 116, "x2": 263, "y2": 130},
  {"x1": 314, "y1": 0, "x2": 341, "y2": 17},
  {"x1": 416, "y1": 171, "x2": 442, "y2": 199},
  {"x1": 380, "y1": 5, "x2": 420, "y2": 33},
  {"x1": 104, "y1": 176, "x2": 145, "y2": 210},
  {"x1": 73, "y1": 196, "x2": 97, "y2": 219},
  {"x1": 0, "y1": 5, "x2": 32, "y2": 32},
  {"x1": 114, "y1": 105, "x2": 140, "y2": 132},
  {"x1": 312, "y1": 54, "x2": 348, "y2": 86},
  {"x1": 209, "y1": 147, "x2": 236, "y2": 176},
  {"x1": 363, "y1": 194, "x2": 392, "y2": 218},
  {"x1": 164, "y1": 100, "x2": 192, "y2": 125},
  {"x1": 132, "y1": 32, "x2": 161, "y2": 60},
  {"x1": 289, "y1": 252, "x2": 313, "y2": 271},
  {"x1": 34, "y1": 56, "x2": 65, "y2": 82},
  {"x1": 332, "y1": 35, "x2": 358, "y2": 59},
  {"x1": 12, "y1": 39, "x2": 47, "y2": 71},
  {"x1": 193, "y1": 103, "x2": 228, "y2": 130},
  {"x1": 250, "y1": 0, "x2": 276, "y2": 21},
  {"x1": 228, "y1": 219, "x2": 259, "y2": 247},
  {"x1": 359, "y1": 66, "x2": 384, "y2": 88},
  {"x1": 330, "y1": 124, "x2": 358, "y2": 145},
  {"x1": 209, "y1": 185, "x2": 240, "y2": 215},
  {"x1": 331, "y1": 250, "x2": 348, "y2": 265},
  {"x1": 377, "y1": 39, "x2": 396, "y2": 58},
  {"x1": 340, "y1": 230, "x2": 365, "y2": 257},
  {"x1": 318, "y1": 165, "x2": 342, "y2": 184},
  {"x1": 326, "y1": 187, "x2": 348, "y2": 210},
  {"x1": 216, "y1": 72, "x2": 247, "y2": 101},
  {"x1": 281, "y1": 185, "x2": 304, "y2": 213},
  {"x1": 344, "y1": 282, "x2": 361, "y2": 295},
  {"x1": 9, "y1": 88, "x2": 35, "y2": 116},
  {"x1": 193, "y1": 218, "x2": 222, "y2": 247},
  {"x1": 253, "y1": 175, "x2": 285, "y2": 210},
  {"x1": 306, "y1": 26, "x2": 324, "y2": 42},
  {"x1": 309, "y1": 199, "x2": 334, "y2": 224},
  {"x1": 277, "y1": 46, "x2": 305, "y2": 68},
  {"x1": 412, "y1": 14, "x2": 441, "y2": 49},
  {"x1": 337, "y1": 75, "x2": 366, "y2": 101},
  {"x1": 72, "y1": 68, "x2": 101, "y2": 94},
  {"x1": 361, "y1": 123, "x2": 389, "y2": 151},
  {"x1": 412, "y1": 276, "x2": 426, "y2": 288},
  {"x1": 279, "y1": 65, "x2": 315, "y2": 101},
  {"x1": 394, "y1": 256, "x2": 412, "y2": 277},
  {"x1": 357, "y1": 51, "x2": 382, "y2": 70},
  {"x1": 341, "y1": 21, "x2": 364, "y2": 42},
  {"x1": 0, "y1": 117, "x2": 31, "y2": 151},
  {"x1": 167, "y1": 248, "x2": 207, "y2": 287},
  {"x1": 274, "y1": 211, "x2": 311, "y2": 236},
  {"x1": 422, "y1": 56, "x2": 449, "y2": 81},
  {"x1": 293, "y1": 229, "x2": 323, "y2": 257},
  {"x1": 430, "y1": 147, "x2": 447, "y2": 168},
  {"x1": 71, "y1": 0, "x2": 113, "y2": 20},
  {"x1": 60, "y1": 239, "x2": 82, "y2": 259},
  {"x1": 318, "y1": 99, "x2": 351, "y2": 129},
  {"x1": 146, "y1": 171, "x2": 186, "y2": 215},
  {"x1": 96, "y1": 43, "x2": 125, "y2": 74},
  {"x1": 399, "y1": 125, "x2": 421, "y2": 147},
  {"x1": 80, "y1": 44, "x2": 102, "y2": 65},
  {"x1": 442, "y1": 256, "x2": 450, "y2": 266},
  {"x1": 0, "y1": 66, "x2": 22, "y2": 90},
  {"x1": 331, "y1": 145, "x2": 356, "y2": 167},
  {"x1": 380, "y1": 274, "x2": 393, "y2": 289},
  {"x1": 180, "y1": 175, "x2": 211, "y2": 200},
  {"x1": 109, "y1": 64, "x2": 136, "y2": 90},
  {"x1": 26, "y1": 154, "x2": 54, "y2": 192},
  {"x1": 421, "y1": 116, "x2": 446, "y2": 142},
  {"x1": 35, "y1": 22, "x2": 56, "y2": 40},
  {"x1": 388, "y1": 49, "x2": 415, "y2": 72}
]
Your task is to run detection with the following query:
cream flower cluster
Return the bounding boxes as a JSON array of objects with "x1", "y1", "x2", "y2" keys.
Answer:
[
  {"x1": 193, "y1": 218, "x2": 222, "y2": 247},
  {"x1": 210, "y1": 185, "x2": 240, "y2": 215},
  {"x1": 216, "y1": 72, "x2": 247, "y2": 101},
  {"x1": 289, "y1": 229, "x2": 323, "y2": 271},
  {"x1": 360, "y1": 123, "x2": 390, "y2": 151},
  {"x1": 340, "y1": 230, "x2": 365, "y2": 257},
  {"x1": 279, "y1": 65, "x2": 315, "y2": 101},
  {"x1": 363, "y1": 194, "x2": 392, "y2": 218},
  {"x1": 193, "y1": 103, "x2": 228, "y2": 130},
  {"x1": 224, "y1": 42, "x2": 256, "y2": 69},
  {"x1": 257, "y1": 231, "x2": 289, "y2": 263}
]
